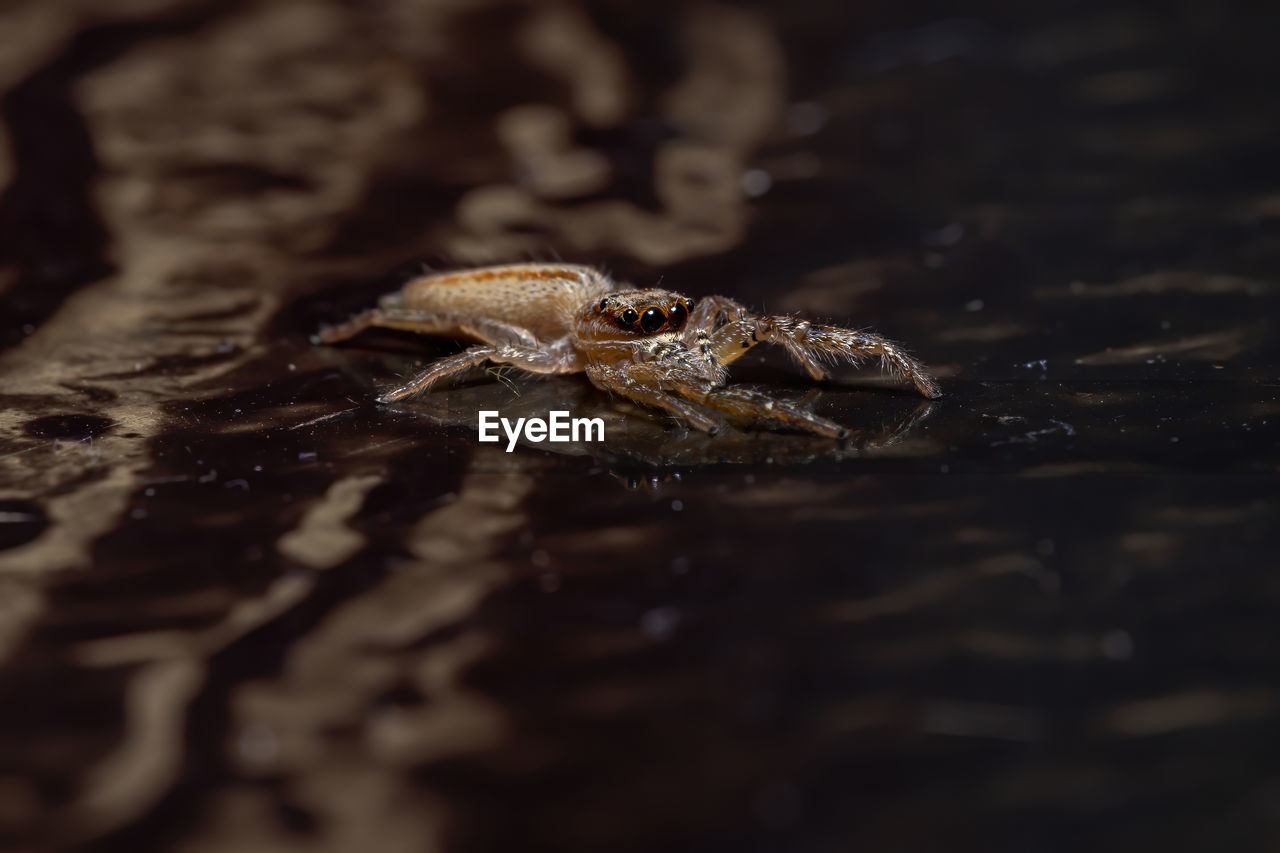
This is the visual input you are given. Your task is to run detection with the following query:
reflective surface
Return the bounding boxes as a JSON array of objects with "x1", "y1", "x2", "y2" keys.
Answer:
[{"x1": 1, "y1": 1, "x2": 1279, "y2": 850}]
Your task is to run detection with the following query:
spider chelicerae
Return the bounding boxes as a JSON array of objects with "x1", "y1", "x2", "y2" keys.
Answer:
[{"x1": 313, "y1": 263, "x2": 941, "y2": 438}]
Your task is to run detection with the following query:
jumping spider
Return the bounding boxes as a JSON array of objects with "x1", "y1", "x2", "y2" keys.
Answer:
[{"x1": 313, "y1": 263, "x2": 941, "y2": 438}]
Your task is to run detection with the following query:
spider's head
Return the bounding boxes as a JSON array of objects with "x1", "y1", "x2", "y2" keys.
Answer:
[{"x1": 580, "y1": 289, "x2": 694, "y2": 342}]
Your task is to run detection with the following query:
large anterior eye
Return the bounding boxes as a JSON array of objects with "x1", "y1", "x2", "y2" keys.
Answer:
[
  {"x1": 640, "y1": 306, "x2": 666, "y2": 333},
  {"x1": 667, "y1": 301, "x2": 687, "y2": 330}
]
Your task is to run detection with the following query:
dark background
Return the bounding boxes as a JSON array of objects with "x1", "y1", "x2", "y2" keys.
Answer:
[{"x1": 1, "y1": 0, "x2": 1278, "y2": 850}]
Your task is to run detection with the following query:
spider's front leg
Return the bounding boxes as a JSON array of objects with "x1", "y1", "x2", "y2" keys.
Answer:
[
  {"x1": 673, "y1": 384, "x2": 849, "y2": 438},
  {"x1": 696, "y1": 299, "x2": 942, "y2": 399},
  {"x1": 588, "y1": 350, "x2": 848, "y2": 439},
  {"x1": 585, "y1": 362, "x2": 724, "y2": 434},
  {"x1": 684, "y1": 296, "x2": 829, "y2": 381}
]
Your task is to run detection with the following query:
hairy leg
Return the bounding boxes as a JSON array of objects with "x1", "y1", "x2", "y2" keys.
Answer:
[
  {"x1": 313, "y1": 307, "x2": 539, "y2": 348},
  {"x1": 585, "y1": 363, "x2": 723, "y2": 434},
  {"x1": 380, "y1": 344, "x2": 578, "y2": 402},
  {"x1": 671, "y1": 384, "x2": 848, "y2": 438},
  {"x1": 685, "y1": 296, "x2": 828, "y2": 381},
  {"x1": 704, "y1": 312, "x2": 941, "y2": 399},
  {"x1": 379, "y1": 345, "x2": 498, "y2": 402}
]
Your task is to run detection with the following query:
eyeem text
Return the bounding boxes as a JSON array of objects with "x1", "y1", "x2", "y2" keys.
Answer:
[{"x1": 478, "y1": 410, "x2": 605, "y2": 452}]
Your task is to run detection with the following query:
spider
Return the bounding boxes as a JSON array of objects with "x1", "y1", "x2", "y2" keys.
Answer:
[{"x1": 313, "y1": 263, "x2": 941, "y2": 438}]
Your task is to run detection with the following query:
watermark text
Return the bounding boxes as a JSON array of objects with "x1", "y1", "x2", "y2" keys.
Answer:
[{"x1": 478, "y1": 410, "x2": 605, "y2": 452}]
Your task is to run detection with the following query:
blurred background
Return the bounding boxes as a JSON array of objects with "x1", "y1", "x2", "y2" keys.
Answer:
[{"x1": 1, "y1": 0, "x2": 1279, "y2": 850}]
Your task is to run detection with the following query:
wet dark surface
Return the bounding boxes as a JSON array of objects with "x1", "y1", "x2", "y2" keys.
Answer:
[{"x1": 1, "y1": 1, "x2": 1279, "y2": 851}]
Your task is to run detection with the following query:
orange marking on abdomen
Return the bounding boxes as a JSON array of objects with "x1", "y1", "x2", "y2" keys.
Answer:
[{"x1": 427, "y1": 267, "x2": 582, "y2": 286}]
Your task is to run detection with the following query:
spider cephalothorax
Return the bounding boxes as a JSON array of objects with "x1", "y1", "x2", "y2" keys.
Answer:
[
  {"x1": 588, "y1": 291, "x2": 692, "y2": 338},
  {"x1": 314, "y1": 263, "x2": 940, "y2": 438}
]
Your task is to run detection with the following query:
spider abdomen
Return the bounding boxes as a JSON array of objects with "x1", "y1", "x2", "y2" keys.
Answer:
[{"x1": 401, "y1": 262, "x2": 613, "y2": 341}]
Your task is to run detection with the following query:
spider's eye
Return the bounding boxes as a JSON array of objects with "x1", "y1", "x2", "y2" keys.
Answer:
[
  {"x1": 640, "y1": 306, "x2": 666, "y2": 333},
  {"x1": 667, "y1": 301, "x2": 687, "y2": 330},
  {"x1": 621, "y1": 308, "x2": 639, "y2": 326},
  {"x1": 598, "y1": 298, "x2": 609, "y2": 312}
]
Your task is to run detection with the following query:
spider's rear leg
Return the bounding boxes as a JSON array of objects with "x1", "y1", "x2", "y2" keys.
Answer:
[
  {"x1": 380, "y1": 344, "x2": 577, "y2": 402},
  {"x1": 313, "y1": 306, "x2": 539, "y2": 348},
  {"x1": 379, "y1": 345, "x2": 498, "y2": 402},
  {"x1": 707, "y1": 313, "x2": 942, "y2": 399},
  {"x1": 312, "y1": 308, "x2": 384, "y2": 345},
  {"x1": 674, "y1": 385, "x2": 847, "y2": 439}
]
